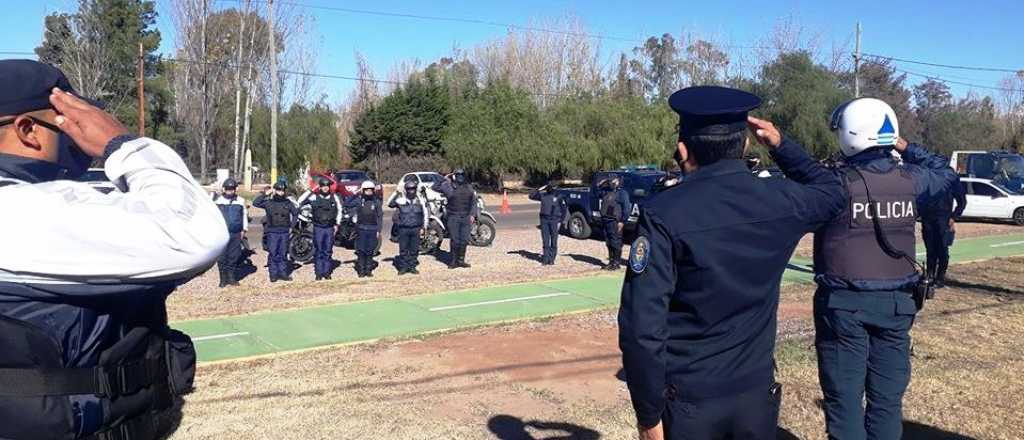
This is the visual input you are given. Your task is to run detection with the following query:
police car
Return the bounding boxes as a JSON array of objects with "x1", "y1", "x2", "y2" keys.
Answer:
[{"x1": 958, "y1": 177, "x2": 1024, "y2": 226}]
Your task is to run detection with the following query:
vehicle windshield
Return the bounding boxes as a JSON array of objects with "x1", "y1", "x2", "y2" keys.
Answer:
[
  {"x1": 418, "y1": 173, "x2": 443, "y2": 183},
  {"x1": 993, "y1": 156, "x2": 1024, "y2": 194},
  {"x1": 76, "y1": 170, "x2": 109, "y2": 182},
  {"x1": 991, "y1": 180, "x2": 1021, "y2": 195},
  {"x1": 334, "y1": 171, "x2": 366, "y2": 181}
]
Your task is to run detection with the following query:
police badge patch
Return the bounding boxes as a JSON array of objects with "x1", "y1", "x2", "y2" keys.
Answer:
[{"x1": 628, "y1": 236, "x2": 650, "y2": 274}]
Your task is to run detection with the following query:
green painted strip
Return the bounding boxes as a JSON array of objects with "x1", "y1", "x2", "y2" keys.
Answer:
[{"x1": 176, "y1": 233, "x2": 1024, "y2": 362}]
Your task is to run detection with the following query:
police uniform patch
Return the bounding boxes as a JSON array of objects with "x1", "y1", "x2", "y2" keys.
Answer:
[{"x1": 629, "y1": 236, "x2": 650, "y2": 274}]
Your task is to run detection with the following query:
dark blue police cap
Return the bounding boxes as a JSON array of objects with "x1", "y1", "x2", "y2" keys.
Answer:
[
  {"x1": 669, "y1": 86, "x2": 762, "y2": 137},
  {"x1": 0, "y1": 59, "x2": 100, "y2": 116}
]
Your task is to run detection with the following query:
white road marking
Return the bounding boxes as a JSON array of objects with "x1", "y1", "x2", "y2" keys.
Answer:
[
  {"x1": 193, "y1": 332, "x2": 250, "y2": 342},
  {"x1": 428, "y1": 292, "x2": 571, "y2": 312},
  {"x1": 990, "y1": 240, "x2": 1024, "y2": 248}
]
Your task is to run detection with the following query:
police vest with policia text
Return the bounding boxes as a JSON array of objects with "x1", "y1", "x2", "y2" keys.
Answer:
[{"x1": 814, "y1": 167, "x2": 919, "y2": 283}]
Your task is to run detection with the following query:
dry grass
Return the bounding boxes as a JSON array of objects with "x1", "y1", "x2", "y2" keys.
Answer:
[{"x1": 168, "y1": 258, "x2": 1024, "y2": 439}]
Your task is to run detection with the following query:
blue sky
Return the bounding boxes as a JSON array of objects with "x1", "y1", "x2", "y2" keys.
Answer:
[{"x1": 3, "y1": 0, "x2": 1022, "y2": 106}]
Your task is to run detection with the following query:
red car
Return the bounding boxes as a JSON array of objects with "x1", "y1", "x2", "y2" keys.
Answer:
[{"x1": 308, "y1": 170, "x2": 370, "y2": 198}]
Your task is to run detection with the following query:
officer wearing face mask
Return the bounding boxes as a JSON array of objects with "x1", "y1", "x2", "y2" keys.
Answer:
[
  {"x1": 297, "y1": 177, "x2": 343, "y2": 280},
  {"x1": 0, "y1": 60, "x2": 228, "y2": 440},
  {"x1": 432, "y1": 169, "x2": 479, "y2": 269},
  {"x1": 619, "y1": 86, "x2": 846, "y2": 440},
  {"x1": 254, "y1": 180, "x2": 298, "y2": 282},
  {"x1": 353, "y1": 180, "x2": 383, "y2": 277},
  {"x1": 599, "y1": 176, "x2": 630, "y2": 270},
  {"x1": 389, "y1": 178, "x2": 429, "y2": 275},
  {"x1": 529, "y1": 181, "x2": 567, "y2": 265},
  {"x1": 213, "y1": 178, "x2": 248, "y2": 287}
]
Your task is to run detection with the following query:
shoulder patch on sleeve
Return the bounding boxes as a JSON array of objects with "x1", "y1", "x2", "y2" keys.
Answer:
[{"x1": 628, "y1": 236, "x2": 651, "y2": 274}]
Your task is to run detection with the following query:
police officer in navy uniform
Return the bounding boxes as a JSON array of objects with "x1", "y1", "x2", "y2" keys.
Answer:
[
  {"x1": 353, "y1": 180, "x2": 383, "y2": 277},
  {"x1": 213, "y1": 178, "x2": 248, "y2": 287},
  {"x1": 922, "y1": 176, "x2": 966, "y2": 288},
  {"x1": 599, "y1": 176, "x2": 630, "y2": 270},
  {"x1": 619, "y1": 86, "x2": 846, "y2": 440},
  {"x1": 254, "y1": 180, "x2": 298, "y2": 282},
  {"x1": 389, "y1": 179, "x2": 429, "y2": 274},
  {"x1": 811, "y1": 98, "x2": 957, "y2": 440},
  {"x1": 298, "y1": 177, "x2": 343, "y2": 280},
  {"x1": 529, "y1": 181, "x2": 567, "y2": 265},
  {"x1": 432, "y1": 169, "x2": 480, "y2": 269},
  {"x1": 0, "y1": 60, "x2": 227, "y2": 440}
]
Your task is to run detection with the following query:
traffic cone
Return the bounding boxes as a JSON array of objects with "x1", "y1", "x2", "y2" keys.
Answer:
[{"x1": 500, "y1": 190, "x2": 512, "y2": 214}]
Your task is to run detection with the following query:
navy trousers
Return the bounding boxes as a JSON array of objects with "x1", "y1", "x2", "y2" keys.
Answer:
[
  {"x1": 266, "y1": 230, "x2": 290, "y2": 279},
  {"x1": 922, "y1": 216, "x2": 953, "y2": 277},
  {"x1": 395, "y1": 226, "x2": 421, "y2": 272},
  {"x1": 814, "y1": 289, "x2": 917, "y2": 440},
  {"x1": 313, "y1": 225, "x2": 335, "y2": 277},
  {"x1": 540, "y1": 220, "x2": 560, "y2": 263},
  {"x1": 603, "y1": 218, "x2": 622, "y2": 260},
  {"x1": 662, "y1": 383, "x2": 781, "y2": 439},
  {"x1": 447, "y1": 215, "x2": 471, "y2": 248},
  {"x1": 218, "y1": 233, "x2": 242, "y2": 277},
  {"x1": 355, "y1": 228, "x2": 379, "y2": 274}
]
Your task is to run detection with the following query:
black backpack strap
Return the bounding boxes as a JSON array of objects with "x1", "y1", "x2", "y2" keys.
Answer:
[
  {"x1": 0, "y1": 357, "x2": 166, "y2": 398},
  {"x1": 83, "y1": 412, "x2": 160, "y2": 440}
]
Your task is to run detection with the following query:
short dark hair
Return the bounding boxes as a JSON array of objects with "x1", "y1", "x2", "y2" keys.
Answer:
[{"x1": 680, "y1": 131, "x2": 747, "y2": 166}]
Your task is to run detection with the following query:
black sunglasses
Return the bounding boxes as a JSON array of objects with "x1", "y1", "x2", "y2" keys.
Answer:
[{"x1": 0, "y1": 116, "x2": 63, "y2": 133}]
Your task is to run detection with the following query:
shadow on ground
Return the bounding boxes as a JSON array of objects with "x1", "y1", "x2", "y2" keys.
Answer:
[
  {"x1": 488, "y1": 415, "x2": 600, "y2": 440},
  {"x1": 565, "y1": 253, "x2": 606, "y2": 268},
  {"x1": 508, "y1": 250, "x2": 544, "y2": 263},
  {"x1": 903, "y1": 421, "x2": 979, "y2": 439}
]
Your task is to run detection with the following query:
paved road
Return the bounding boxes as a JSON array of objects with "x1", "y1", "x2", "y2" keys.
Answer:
[
  {"x1": 179, "y1": 233, "x2": 1024, "y2": 363},
  {"x1": 245, "y1": 202, "x2": 541, "y2": 242}
]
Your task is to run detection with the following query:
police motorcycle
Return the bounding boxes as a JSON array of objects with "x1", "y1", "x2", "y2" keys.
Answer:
[{"x1": 418, "y1": 187, "x2": 497, "y2": 254}]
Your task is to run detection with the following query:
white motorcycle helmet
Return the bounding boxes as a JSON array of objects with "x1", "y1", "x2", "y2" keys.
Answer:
[
  {"x1": 830, "y1": 97, "x2": 899, "y2": 157},
  {"x1": 359, "y1": 180, "x2": 375, "y2": 191}
]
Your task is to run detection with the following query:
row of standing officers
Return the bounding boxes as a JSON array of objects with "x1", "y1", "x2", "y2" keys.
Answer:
[{"x1": 211, "y1": 169, "x2": 480, "y2": 285}]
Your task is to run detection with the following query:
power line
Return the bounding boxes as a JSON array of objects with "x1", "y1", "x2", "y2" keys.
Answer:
[
  {"x1": 863, "y1": 53, "x2": 1022, "y2": 74},
  {"x1": 893, "y1": 67, "x2": 1023, "y2": 93}
]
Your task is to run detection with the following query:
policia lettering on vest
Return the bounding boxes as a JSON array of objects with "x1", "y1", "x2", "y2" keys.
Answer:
[
  {"x1": 0, "y1": 60, "x2": 228, "y2": 440},
  {"x1": 811, "y1": 98, "x2": 957, "y2": 440}
]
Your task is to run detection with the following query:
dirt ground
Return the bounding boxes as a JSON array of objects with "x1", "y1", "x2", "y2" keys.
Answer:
[
  {"x1": 168, "y1": 221, "x2": 1021, "y2": 321},
  {"x1": 170, "y1": 257, "x2": 1024, "y2": 440}
]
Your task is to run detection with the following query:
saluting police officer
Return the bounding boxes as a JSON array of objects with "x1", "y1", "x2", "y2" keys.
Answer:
[
  {"x1": 619, "y1": 86, "x2": 846, "y2": 440},
  {"x1": 432, "y1": 169, "x2": 479, "y2": 269},
  {"x1": 529, "y1": 181, "x2": 567, "y2": 265},
  {"x1": 0, "y1": 60, "x2": 227, "y2": 440},
  {"x1": 922, "y1": 176, "x2": 966, "y2": 288},
  {"x1": 214, "y1": 178, "x2": 248, "y2": 287},
  {"x1": 254, "y1": 180, "x2": 298, "y2": 282},
  {"x1": 389, "y1": 179, "x2": 429, "y2": 275},
  {"x1": 809, "y1": 98, "x2": 957, "y2": 440},
  {"x1": 599, "y1": 176, "x2": 630, "y2": 270},
  {"x1": 297, "y1": 177, "x2": 343, "y2": 280},
  {"x1": 353, "y1": 180, "x2": 383, "y2": 277}
]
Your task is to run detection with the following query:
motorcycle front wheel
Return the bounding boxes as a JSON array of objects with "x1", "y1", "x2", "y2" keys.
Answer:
[{"x1": 470, "y1": 217, "x2": 496, "y2": 247}]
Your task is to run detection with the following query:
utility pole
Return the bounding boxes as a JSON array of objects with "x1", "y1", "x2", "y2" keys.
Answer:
[
  {"x1": 137, "y1": 41, "x2": 145, "y2": 136},
  {"x1": 268, "y1": 0, "x2": 279, "y2": 184},
  {"x1": 854, "y1": 22, "x2": 862, "y2": 98}
]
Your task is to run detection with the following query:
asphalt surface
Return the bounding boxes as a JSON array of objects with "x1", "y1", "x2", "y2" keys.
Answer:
[{"x1": 245, "y1": 202, "x2": 541, "y2": 240}]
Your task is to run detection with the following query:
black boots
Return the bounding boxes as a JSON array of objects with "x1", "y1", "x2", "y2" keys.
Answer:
[
  {"x1": 356, "y1": 255, "x2": 376, "y2": 278},
  {"x1": 219, "y1": 268, "x2": 239, "y2": 287},
  {"x1": 935, "y1": 259, "x2": 949, "y2": 288},
  {"x1": 604, "y1": 249, "x2": 621, "y2": 271},
  {"x1": 449, "y1": 245, "x2": 471, "y2": 269}
]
